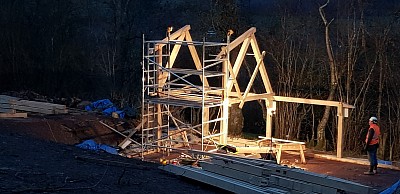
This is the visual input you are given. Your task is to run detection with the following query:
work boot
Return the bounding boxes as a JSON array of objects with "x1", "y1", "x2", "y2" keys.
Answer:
[
  {"x1": 364, "y1": 171, "x2": 374, "y2": 175},
  {"x1": 373, "y1": 165, "x2": 378, "y2": 174},
  {"x1": 364, "y1": 166, "x2": 375, "y2": 175}
]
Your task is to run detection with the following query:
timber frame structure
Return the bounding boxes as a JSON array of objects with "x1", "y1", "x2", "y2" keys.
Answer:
[{"x1": 140, "y1": 25, "x2": 354, "y2": 159}]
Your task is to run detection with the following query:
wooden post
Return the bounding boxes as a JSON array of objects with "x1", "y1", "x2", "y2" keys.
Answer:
[
  {"x1": 203, "y1": 108, "x2": 209, "y2": 135},
  {"x1": 337, "y1": 102, "x2": 344, "y2": 158},
  {"x1": 220, "y1": 34, "x2": 230, "y2": 145},
  {"x1": 157, "y1": 104, "x2": 162, "y2": 151},
  {"x1": 265, "y1": 99, "x2": 274, "y2": 139}
]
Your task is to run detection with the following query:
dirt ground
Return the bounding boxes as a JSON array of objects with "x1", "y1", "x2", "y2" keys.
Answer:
[{"x1": 0, "y1": 113, "x2": 399, "y2": 193}]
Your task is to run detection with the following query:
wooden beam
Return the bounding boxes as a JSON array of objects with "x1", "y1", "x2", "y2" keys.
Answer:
[
  {"x1": 99, "y1": 121, "x2": 140, "y2": 145},
  {"x1": 220, "y1": 55, "x2": 229, "y2": 145},
  {"x1": 155, "y1": 25, "x2": 191, "y2": 51},
  {"x1": 158, "y1": 32, "x2": 187, "y2": 88},
  {"x1": 0, "y1": 108, "x2": 16, "y2": 114},
  {"x1": 185, "y1": 31, "x2": 209, "y2": 87},
  {"x1": 11, "y1": 99, "x2": 66, "y2": 110},
  {"x1": 250, "y1": 35, "x2": 273, "y2": 93},
  {"x1": 227, "y1": 60, "x2": 243, "y2": 101},
  {"x1": 227, "y1": 37, "x2": 251, "y2": 92},
  {"x1": 265, "y1": 99, "x2": 273, "y2": 139},
  {"x1": 229, "y1": 93, "x2": 275, "y2": 104},
  {"x1": 235, "y1": 146, "x2": 273, "y2": 154},
  {"x1": 0, "y1": 113, "x2": 27, "y2": 118},
  {"x1": 216, "y1": 28, "x2": 256, "y2": 59},
  {"x1": 239, "y1": 51, "x2": 266, "y2": 108},
  {"x1": 272, "y1": 96, "x2": 355, "y2": 108}
]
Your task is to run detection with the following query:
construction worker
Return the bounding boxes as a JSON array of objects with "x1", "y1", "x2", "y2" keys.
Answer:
[{"x1": 364, "y1": 116, "x2": 381, "y2": 175}]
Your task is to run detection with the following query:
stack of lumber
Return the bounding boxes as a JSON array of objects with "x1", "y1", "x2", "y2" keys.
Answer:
[
  {"x1": 0, "y1": 95, "x2": 68, "y2": 118},
  {"x1": 0, "y1": 95, "x2": 19, "y2": 114},
  {"x1": 160, "y1": 151, "x2": 372, "y2": 194}
]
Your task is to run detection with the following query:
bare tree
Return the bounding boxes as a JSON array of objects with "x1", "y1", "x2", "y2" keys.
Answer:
[{"x1": 315, "y1": 0, "x2": 338, "y2": 150}]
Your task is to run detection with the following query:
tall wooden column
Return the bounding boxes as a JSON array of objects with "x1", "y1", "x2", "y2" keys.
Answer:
[
  {"x1": 220, "y1": 59, "x2": 229, "y2": 145},
  {"x1": 337, "y1": 102, "x2": 344, "y2": 158},
  {"x1": 265, "y1": 99, "x2": 275, "y2": 139}
]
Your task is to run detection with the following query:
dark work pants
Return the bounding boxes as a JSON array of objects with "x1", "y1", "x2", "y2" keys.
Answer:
[{"x1": 367, "y1": 144, "x2": 379, "y2": 167}]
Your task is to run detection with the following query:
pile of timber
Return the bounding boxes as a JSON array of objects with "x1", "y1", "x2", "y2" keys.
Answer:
[
  {"x1": 160, "y1": 151, "x2": 372, "y2": 194},
  {"x1": 0, "y1": 95, "x2": 68, "y2": 118}
]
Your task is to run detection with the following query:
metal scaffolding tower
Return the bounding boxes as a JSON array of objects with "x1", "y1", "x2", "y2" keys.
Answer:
[{"x1": 141, "y1": 26, "x2": 230, "y2": 156}]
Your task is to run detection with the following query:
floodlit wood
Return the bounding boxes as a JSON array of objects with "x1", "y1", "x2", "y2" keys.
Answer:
[
  {"x1": 272, "y1": 96, "x2": 355, "y2": 108},
  {"x1": 249, "y1": 34, "x2": 273, "y2": 93},
  {"x1": 271, "y1": 96, "x2": 354, "y2": 158},
  {"x1": 239, "y1": 50, "x2": 266, "y2": 108},
  {"x1": 118, "y1": 120, "x2": 146, "y2": 148},
  {"x1": 0, "y1": 113, "x2": 27, "y2": 118},
  {"x1": 337, "y1": 102, "x2": 344, "y2": 158},
  {"x1": 155, "y1": 25, "x2": 191, "y2": 51},
  {"x1": 100, "y1": 121, "x2": 140, "y2": 146},
  {"x1": 226, "y1": 37, "x2": 251, "y2": 92},
  {"x1": 185, "y1": 31, "x2": 210, "y2": 87},
  {"x1": 143, "y1": 25, "x2": 355, "y2": 160},
  {"x1": 275, "y1": 143, "x2": 306, "y2": 164}
]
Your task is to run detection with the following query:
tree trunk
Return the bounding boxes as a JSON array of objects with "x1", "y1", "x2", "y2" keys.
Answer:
[{"x1": 316, "y1": 0, "x2": 337, "y2": 150}]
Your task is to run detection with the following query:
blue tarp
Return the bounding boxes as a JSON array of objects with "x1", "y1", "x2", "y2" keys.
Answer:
[
  {"x1": 85, "y1": 99, "x2": 124, "y2": 119},
  {"x1": 76, "y1": 139, "x2": 118, "y2": 155},
  {"x1": 378, "y1": 159, "x2": 392, "y2": 165},
  {"x1": 380, "y1": 179, "x2": 400, "y2": 194},
  {"x1": 85, "y1": 99, "x2": 113, "y2": 111}
]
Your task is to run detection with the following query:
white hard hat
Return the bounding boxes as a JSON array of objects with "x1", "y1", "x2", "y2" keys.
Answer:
[{"x1": 369, "y1": 116, "x2": 378, "y2": 122}]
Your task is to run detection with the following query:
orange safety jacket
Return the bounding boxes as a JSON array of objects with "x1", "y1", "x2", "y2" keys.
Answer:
[{"x1": 365, "y1": 123, "x2": 380, "y2": 145}]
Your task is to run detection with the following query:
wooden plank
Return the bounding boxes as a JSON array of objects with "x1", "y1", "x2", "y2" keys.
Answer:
[
  {"x1": 0, "y1": 103, "x2": 13, "y2": 109},
  {"x1": 12, "y1": 99, "x2": 66, "y2": 110},
  {"x1": 258, "y1": 137, "x2": 305, "y2": 144},
  {"x1": 235, "y1": 146, "x2": 273, "y2": 154},
  {"x1": 275, "y1": 144, "x2": 306, "y2": 151},
  {"x1": 272, "y1": 96, "x2": 355, "y2": 108},
  {"x1": 0, "y1": 99, "x2": 12, "y2": 104},
  {"x1": 0, "y1": 108, "x2": 16, "y2": 113},
  {"x1": 0, "y1": 95, "x2": 19, "y2": 101},
  {"x1": 229, "y1": 93, "x2": 274, "y2": 104},
  {"x1": 0, "y1": 113, "x2": 27, "y2": 118},
  {"x1": 11, "y1": 105, "x2": 55, "y2": 114}
]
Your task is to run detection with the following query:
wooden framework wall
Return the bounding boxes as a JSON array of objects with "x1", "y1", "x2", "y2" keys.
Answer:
[{"x1": 141, "y1": 25, "x2": 354, "y2": 158}]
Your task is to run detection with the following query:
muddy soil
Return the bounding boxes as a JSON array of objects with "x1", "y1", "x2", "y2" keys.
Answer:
[
  {"x1": 1, "y1": 114, "x2": 399, "y2": 193},
  {"x1": 0, "y1": 115, "x2": 223, "y2": 194}
]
